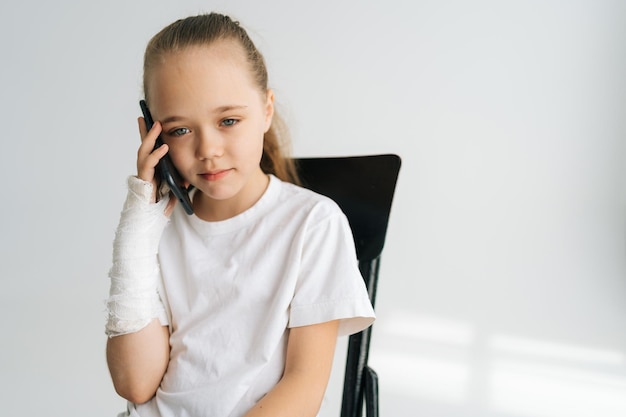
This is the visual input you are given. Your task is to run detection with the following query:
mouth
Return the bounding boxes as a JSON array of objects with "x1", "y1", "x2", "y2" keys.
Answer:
[{"x1": 199, "y1": 169, "x2": 232, "y2": 182}]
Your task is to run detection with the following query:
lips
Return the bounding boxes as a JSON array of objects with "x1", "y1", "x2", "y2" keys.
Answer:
[{"x1": 199, "y1": 169, "x2": 232, "y2": 181}]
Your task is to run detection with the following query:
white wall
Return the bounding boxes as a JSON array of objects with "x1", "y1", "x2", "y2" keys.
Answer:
[{"x1": 1, "y1": 1, "x2": 624, "y2": 416}]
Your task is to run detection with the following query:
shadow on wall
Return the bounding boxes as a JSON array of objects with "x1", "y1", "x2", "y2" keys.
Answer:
[{"x1": 370, "y1": 312, "x2": 626, "y2": 417}]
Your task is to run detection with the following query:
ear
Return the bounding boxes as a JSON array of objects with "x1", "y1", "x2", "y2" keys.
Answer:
[{"x1": 263, "y1": 89, "x2": 275, "y2": 133}]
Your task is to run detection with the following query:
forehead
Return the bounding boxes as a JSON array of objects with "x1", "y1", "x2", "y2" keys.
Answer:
[
  {"x1": 153, "y1": 40, "x2": 249, "y2": 80},
  {"x1": 146, "y1": 41, "x2": 261, "y2": 112}
]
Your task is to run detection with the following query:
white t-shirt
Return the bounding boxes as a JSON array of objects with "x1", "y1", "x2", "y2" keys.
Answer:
[{"x1": 126, "y1": 175, "x2": 375, "y2": 417}]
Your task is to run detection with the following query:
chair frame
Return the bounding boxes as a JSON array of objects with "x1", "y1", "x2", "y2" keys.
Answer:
[{"x1": 295, "y1": 154, "x2": 401, "y2": 417}]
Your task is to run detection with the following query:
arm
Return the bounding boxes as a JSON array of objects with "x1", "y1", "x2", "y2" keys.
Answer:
[
  {"x1": 106, "y1": 319, "x2": 170, "y2": 404},
  {"x1": 105, "y1": 117, "x2": 174, "y2": 403},
  {"x1": 244, "y1": 320, "x2": 340, "y2": 417}
]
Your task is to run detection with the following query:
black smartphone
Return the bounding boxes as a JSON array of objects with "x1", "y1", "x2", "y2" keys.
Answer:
[{"x1": 139, "y1": 100, "x2": 194, "y2": 215}]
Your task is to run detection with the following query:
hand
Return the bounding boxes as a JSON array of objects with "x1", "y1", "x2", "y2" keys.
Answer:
[
  {"x1": 136, "y1": 117, "x2": 169, "y2": 202},
  {"x1": 136, "y1": 117, "x2": 178, "y2": 215}
]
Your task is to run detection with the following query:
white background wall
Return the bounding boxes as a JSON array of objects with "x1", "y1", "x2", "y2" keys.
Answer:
[{"x1": 1, "y1": 1, "x2": 625, "y2": 416}]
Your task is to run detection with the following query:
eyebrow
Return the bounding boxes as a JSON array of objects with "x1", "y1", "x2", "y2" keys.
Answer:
[
  {"x1": 214, "y1": 105, "x2": 248, "y2": 113},
  {"x1": 160, "y1": 105, "x2": 249, "y2": 124},
  {"x1": 160, "y1": 116, "x2": 186, "y2": 124}
]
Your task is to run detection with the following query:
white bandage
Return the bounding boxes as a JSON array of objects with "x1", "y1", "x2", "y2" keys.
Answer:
[{"x1": 105, "y1": 176, "x2": 171, "y2": 337}]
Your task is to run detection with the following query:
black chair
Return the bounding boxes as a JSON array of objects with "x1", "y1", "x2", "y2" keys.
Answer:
[{"x1": 295, "y1": 154, "x2": 401, "y2": 417}]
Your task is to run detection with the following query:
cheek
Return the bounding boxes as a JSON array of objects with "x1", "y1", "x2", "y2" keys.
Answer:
[
  {"x1": 237, "y1": 125, "x2": 266, "y2": 159},
  {"x1": 165, "y1": 142, "x2": 193, "y2": 170},
  {"x1": 238, "y1": 135, "x2": 265, "y2": 166}
]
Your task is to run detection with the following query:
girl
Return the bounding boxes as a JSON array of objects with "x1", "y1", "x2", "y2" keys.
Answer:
[{"x1": 105, "y1": 13, "x2": 375, "y2": 417}]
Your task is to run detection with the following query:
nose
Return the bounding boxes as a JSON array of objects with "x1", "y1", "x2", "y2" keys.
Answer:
[{"x1": 195, "y1": 128, "x2": 224, "y2": 160}]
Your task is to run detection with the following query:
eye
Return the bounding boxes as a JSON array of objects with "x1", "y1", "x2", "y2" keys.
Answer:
[
  {"x1": 168, "y1": 127, "x2": 190, "y2": 137},
  {"x1": 221, "y1": 118, "x2": 239, "y2": 127}
]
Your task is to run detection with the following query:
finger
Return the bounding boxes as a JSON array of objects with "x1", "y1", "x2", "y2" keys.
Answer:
[
  {"x1": 137, "y1": 120, "x2": 163, "y2": 158},
  {"x1": 137, "y1": 117, "x2": 148, "y2": 140},
  {"x1": 142, "y1": 143, "x2": 169, "y2": 167},
  {"x1": 137, "y1": 143, "x2": 169, "y2": 182}
]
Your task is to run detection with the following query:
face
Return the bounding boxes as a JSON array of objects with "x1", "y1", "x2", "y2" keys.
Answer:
[{"x1": 146, "y1": 42, "x2": 274, "y2": 220}]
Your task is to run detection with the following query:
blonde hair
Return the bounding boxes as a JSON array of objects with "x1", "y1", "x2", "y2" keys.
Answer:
[{"x1": 143, "y1": 13, "x2": 299, "y2": 184}]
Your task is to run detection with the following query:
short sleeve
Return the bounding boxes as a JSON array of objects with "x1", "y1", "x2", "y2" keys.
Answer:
[{"x1": 289, "y1": 203, "x2": 375, "y2": 336}]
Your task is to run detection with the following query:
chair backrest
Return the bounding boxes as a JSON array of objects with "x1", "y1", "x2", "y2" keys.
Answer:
[{"x1": 295, "y1": 154, "x2": 401, "y2": 417}]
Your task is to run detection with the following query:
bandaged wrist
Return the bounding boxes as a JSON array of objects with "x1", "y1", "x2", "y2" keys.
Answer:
[{"x1": 105, "y1": 176, "x2": 170, "y2": 337}]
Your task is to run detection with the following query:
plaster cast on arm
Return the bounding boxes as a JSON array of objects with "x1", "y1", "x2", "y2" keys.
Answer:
[{"x1": 105, "y1": 176, "x2": 170, "y2": 337}]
